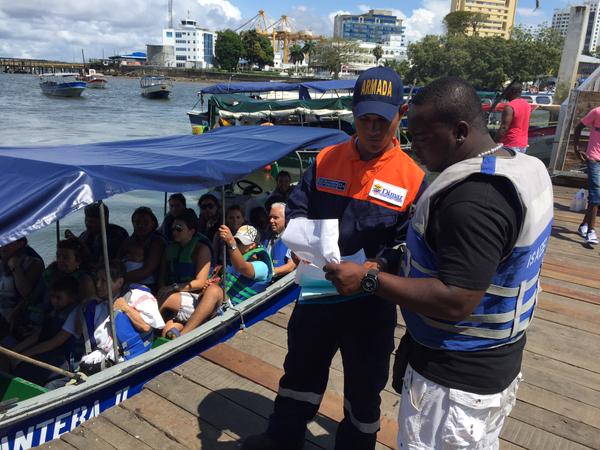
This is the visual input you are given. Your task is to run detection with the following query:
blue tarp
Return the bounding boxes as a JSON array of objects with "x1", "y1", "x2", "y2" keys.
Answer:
[
  {"x1": 200, "y1": 80, "x2": 356, "y2": 98},
  {"x1": 0, "y1": 126, "x2": 349, "y2": 245}
]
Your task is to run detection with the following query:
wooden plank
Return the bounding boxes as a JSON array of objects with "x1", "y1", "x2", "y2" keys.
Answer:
[
  {"x1": 541, "y1": 279, "x2": 600, "y2": 307},
  {"x1": 102, "y1": 405, "x2": 187, "y2": 450},
  {"x1": 538, "y1": 291, "x2": 600, "y2": 328},
  {"x1": 121, "y1": 388, "x2": 229, "y2": 449},
  {"x1": 510, "y1": 400, "x2": 600, "y2": 449},
  {"x1": 541, "y1": 268, "x2": 600, "y2": 290},
  {"x1": 37, "y1": 440, "x2": 77, "y2": 450},
  {"x1": 501, "y1": 417, "x2": 591, "y2": 450},
  {"x1": 526, "y1": 318, "x2": 600, "y2": 373},
  {"x1": 173, "y1": 356, "x2": 334, "y2": 450},
  {"x1": 59, "y1": 426, "x2": 116, "y2": 450},
  {"x1": 517, "y1": 383, "x2": 600, "y2": 429},
  {"x1": 521, "y1": 363, "x2": 600, "y2": 409},
  {"x1": 202, "y1": 343, "x2": 399, "y2": 449},
  {"x1": 80, "y1": 416, "x2": 153, "y2": 450}
]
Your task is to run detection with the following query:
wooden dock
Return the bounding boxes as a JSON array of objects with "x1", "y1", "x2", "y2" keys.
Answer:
[{"x1": 40, "y1": 186, "x2": 600, "y2": 450}]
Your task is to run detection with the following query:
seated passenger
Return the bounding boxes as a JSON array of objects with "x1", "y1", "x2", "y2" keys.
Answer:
[
  {"x1": 78, "y1": 261, "x2": 165, "y2": 374},
  {"x1": 65, "y1": 203, "x2": 128, "y2": 269},
  {"x1": 119, "y1": 206, "x2": 166, "y2": 292},
  {"x1": 121, "y1": 240, "x2": 153, "y2": 288},
  {"x1": 0, "y1": 238, "x2": 45, "y2": 334},
  {"x1": 250, "y1": 206, "x2": 270, "y2": 240},
  {"x1": 164, "y1": 225, "x2": 272, "y2": 338},
  {"x1": 212, "y1": 204, "x2": 245, "y2": 264},
  {"x1": 158, "y1": 209, "x2": 212, "y2": 326},
  {"x1": 10, "y1": 276, "x2": 81, "y2": 389},
  {"x1": 197, "y1": 193, "x2": 221, "y2": 241},
  {"x1": 263, "y1": 203, "x2": 297, "y2": 279},
  {"x1": 158, "y1": 193, "x2": 187, "y2": 242},
  {"x1": 267, "y1": 170, "x2": 293, "y2": 203}
]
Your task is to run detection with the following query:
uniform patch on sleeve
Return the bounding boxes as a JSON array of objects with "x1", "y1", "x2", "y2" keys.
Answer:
[
  {"x1": 369, "y1": 178, "x2": 408, "y2": 207},
  {"x1": 317, "y1": 177, "x2": 347, "y2": 192}
]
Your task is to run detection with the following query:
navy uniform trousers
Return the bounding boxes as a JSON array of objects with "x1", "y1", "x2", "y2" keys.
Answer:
[{"x1": 267, "y1": 295, "x2": 397, "y2": 449}]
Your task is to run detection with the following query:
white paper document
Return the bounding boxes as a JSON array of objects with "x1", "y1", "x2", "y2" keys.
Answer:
[{"x1": 282, "y1": 217, "x2": 366, "y2": 299}]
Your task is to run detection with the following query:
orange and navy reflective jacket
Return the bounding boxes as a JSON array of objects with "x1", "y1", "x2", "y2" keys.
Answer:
[{"x1": 287, "y1": 136, "x2": 426, "y2": 266}]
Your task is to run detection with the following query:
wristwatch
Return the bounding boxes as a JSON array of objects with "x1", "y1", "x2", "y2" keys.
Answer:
[
  {"x1": 228, "y1": 242, "x2": 238, "y2": 251},
  {"x1": 361, "y1": 268, "x2": 380, "y2": 294}
]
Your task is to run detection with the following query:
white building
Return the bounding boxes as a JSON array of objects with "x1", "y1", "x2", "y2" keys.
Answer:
[
  {"x1": 552, "y1": 1, "x2": 600, "y2": 53},
  {"x1": 341, "y1": 34, "x2": 407, "y2": 73},
  {"x1": 162, "y1": 19, "x2": 216, "y2": 68}
]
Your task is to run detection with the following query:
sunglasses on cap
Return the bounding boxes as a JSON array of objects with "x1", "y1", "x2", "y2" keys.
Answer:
[
  {"x1": 200, "y1": 203, "x2": 216, "y2": 210},
  {"x1": 172, "y1": 224, "x2": 184, "y2": 232}
]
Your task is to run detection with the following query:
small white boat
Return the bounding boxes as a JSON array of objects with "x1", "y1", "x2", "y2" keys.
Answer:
[
  {"x1": 78, "y1": 69, "x2": 107, "y2": 89},
  {"x1": 140, "y1": 75, "x2": 172, "y2": 99},
  {"x1": 39, "y1": 73, "x2": 87, "y2": 97}
]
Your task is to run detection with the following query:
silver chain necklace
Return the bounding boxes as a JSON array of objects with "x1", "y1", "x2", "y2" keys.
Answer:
[{"x1": 477, "y1": 143, "x2": 504, "y2": 158}]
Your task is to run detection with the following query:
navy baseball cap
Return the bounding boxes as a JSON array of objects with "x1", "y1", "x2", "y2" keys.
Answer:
[{"x1": 352, "y1": 67, "x2": 404, "y2": 122}]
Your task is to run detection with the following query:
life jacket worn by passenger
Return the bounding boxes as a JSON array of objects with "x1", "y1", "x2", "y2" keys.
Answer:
[
  {"x1": 402, "y1": 152, "x2": 553, "y2": 351},
  {"x1": 225, "y1": 246, "x2": 273, "y2": 305},
  {"x1": 165, "y1": 234, "x2": 212, "y2": 284},
  {"x1": 263, "y1": 237, "x2": 288, "y2": 268}
]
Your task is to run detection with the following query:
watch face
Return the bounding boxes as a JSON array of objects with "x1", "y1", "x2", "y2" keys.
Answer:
[{"x1": 362, "y1": 276, "x2": 377, "y2": 293}]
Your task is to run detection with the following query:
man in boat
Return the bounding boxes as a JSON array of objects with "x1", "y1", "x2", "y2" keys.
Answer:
[
  {"x1": 263, "y1": 202, "x2": 296, "y2": 280},
  {"x1": 323, "y1": 77, "x2": 553, "y2": 449},
  {"x1": 573, "y1": 106, "x2": 600, "y2": 245},
  {"x1": 268, "y1": 170, "x2": 293, "y2": 203},
  {"x1": 65, "y1": 202, "x2": 128, "y2": 269},
  {"x1": 157, "y1": 193, "x2": 187, "y2": 242},
  {"x1": 169, "y1": 224, "x2": 273, "y2": 337},
  {"x1": 496, "y1": 81, "x2": 531, "y2": 154},
  {"x1": 243, "y1": 67, "x2": 427, "y2": 450}
]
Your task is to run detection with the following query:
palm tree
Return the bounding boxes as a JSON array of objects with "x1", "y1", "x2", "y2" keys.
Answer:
[
  {"x1": 302, "y1": 40, "x2": 317, "y2": 67},
  {"x1": 289, "y1": 44, "x2": 304, "y2": 72},
  {"x1": 372, "y1": 45, "x2": 384, "y2": 66}
]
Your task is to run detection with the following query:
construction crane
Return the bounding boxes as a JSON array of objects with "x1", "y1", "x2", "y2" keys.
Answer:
[{"x1": 236, "y1": 10, "x2": 323, "y2": 65}]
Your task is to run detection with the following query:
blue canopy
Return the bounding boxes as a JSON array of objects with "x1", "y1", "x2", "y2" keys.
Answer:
[
  {"x1": 0, "y1": 126, "x2": 348, "y2": 245},
  {"x1": 200, "y1": 80, "x2": 357, "y2": 98}
]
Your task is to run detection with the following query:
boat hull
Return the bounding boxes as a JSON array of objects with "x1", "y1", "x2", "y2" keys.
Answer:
[
  {"x1": 142, "y1": 85, "x2": 171, "y2": 99},
  {"x1": 40, "y1": 82, "x2": 86, "y2": 97},
  {"x1": 0, "y1": 279, "x2": 299, "y2": 449},
  {"x1": 86, "y1": 79, "x2": 107, "y2": 89}
]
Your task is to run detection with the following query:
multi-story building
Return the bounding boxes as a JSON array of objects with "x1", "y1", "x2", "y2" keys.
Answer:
[
  {"x1": 552, "y1": 1, "x2": 600, "y2": 53},
  {"x1": 333, "y1": 9, "x2": 406, "y2": 46},
  {"x1": 450, "y1": 0, "x2": 518, "y2": 39},
  {"x1": 161, "y1": 19, "x2": 216, "y2": 69}
]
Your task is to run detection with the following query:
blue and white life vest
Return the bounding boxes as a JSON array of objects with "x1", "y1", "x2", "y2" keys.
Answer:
[
  {"x1": 114, "y1": 311, "x2": 153, "y2": 360},
  {"x1": 401, "y1": 152, "x2": 554, "y2": 351},
  {"x1": 263, "y1": 236, "x2": 289, "y2": 268}
]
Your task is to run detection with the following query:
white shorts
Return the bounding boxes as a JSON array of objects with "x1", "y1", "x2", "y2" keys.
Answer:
[
  {"x1": 398, "y1": 364, "x2": 521, "y2": 450},
  {"x1": 176, "y1": 292, "x2": 200, "y2": 322}
]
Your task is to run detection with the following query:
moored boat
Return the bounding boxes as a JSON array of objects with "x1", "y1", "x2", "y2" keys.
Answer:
[
  {"x1": 77, "y1": 69, "x2": 107, "y2": 89},
  {"x1": 39, "y1": 73, "x2": 86, "y2": 97},
  {"x1": 0, "y1": 126, "x2": 349, "y2": 449},
  {"x1": 140, "y1": 75, "x2": 172, "y2": 99}
]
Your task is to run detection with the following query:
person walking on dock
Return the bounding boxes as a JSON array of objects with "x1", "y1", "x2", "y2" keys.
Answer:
[
  {"x1": 242, "y1": 67, "x2": 427, "y2": 450},
  {"x1": 573, "y1": 106, "x2": 600, "y2": 245},
  {"x1": 324, "y1": 77, "x2": 553, "y2": 450}
]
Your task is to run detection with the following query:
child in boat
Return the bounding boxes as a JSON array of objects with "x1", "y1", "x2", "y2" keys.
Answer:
[
  {"x1": 162, "y1": 224, "x2": 273, "y2": 338},
  {"x1": 122, "y1": 240, "x2": 154, "y2": 288},
  {"x1": 10, "y1": 276, "x2": 82, "y2": 389},
  {"x1": 78, "y1": 261, "x2": 165, "y2": 374}
]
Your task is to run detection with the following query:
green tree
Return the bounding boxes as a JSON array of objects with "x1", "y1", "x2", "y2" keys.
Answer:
[
  {"x1": 289, "y1": 44, "x2": 305, "y2": 70},
  {"x1": 383, "y1": 59, "x2": 411, "y2": 79},
  {"x1": 372, "y1": 45, "x2": 384, "y2": 64},
  {"x1": 215, "y1": 29, "x2": 244, "y2": 71},
  {"x1": 468, "y1": 12, "x2": 488, "y2": 34},
  {"x1": 311, "y1": 38, "x2": 359, "y2": 79},
  {"x1": 443, "y1": 11, "x2": 475, "y2": 35},
  {"x1": 240, "y1": 30, "x2": 274, "y2": 68},
  {"x1": 302, "y1": 40, "x2": 317, "y2": 66}
]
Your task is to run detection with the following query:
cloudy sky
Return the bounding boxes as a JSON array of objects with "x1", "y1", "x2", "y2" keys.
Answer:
[{"x1": 0, "y1": 0, "x2": 570, "y2": 61}]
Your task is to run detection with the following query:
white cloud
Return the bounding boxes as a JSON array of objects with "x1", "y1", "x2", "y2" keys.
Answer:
[
  {"x1": 517, "y1": 7, "x2": 543, "y2": 18},
  {"x1": 328, "y1": 9, "x2": 352, "y2": 24}
]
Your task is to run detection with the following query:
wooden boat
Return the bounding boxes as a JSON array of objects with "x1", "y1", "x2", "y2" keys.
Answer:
[
  {"x1": 0, "y1": 126, "x2": 348, "y2": 449},
  {"x1": 39, "y1": 73, "x2": 86, "y2": 97},
  {"x1": 140, "y1": 76, "x2": 172, "y2": 99}
]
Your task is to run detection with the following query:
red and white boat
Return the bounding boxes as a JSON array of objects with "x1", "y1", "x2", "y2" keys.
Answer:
[{"x1": 78, "y1": 69, "x2": 107, "y2": 89}]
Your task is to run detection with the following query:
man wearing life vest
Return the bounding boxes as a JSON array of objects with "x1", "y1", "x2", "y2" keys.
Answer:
[
  {"x1": 243, "y1": 67, "x2": 427, "y2": 450},
  {"x1": 325, "y1": 77, "x2": 553, "y2": 450},
  {"x1": 263, "y1": 202, "x2": 296, "y2": 279},
  {"x1": 175, "y1": 224, "x2": 273, "y2": 336}
]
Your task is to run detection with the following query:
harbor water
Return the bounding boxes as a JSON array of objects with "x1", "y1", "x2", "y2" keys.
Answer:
[{"x1": 0, "y1": 73, "x2": 280, "y2": 263}]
